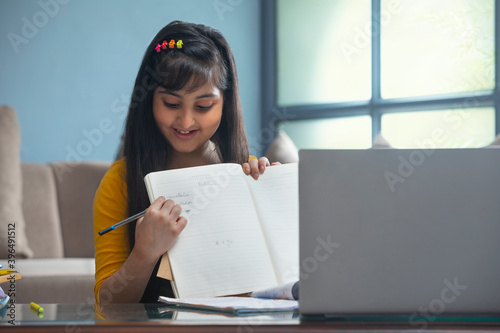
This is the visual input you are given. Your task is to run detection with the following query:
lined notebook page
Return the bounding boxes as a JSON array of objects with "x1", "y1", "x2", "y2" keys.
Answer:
[
  {"x1": 145, "y1": 164, "x2": 277, "y2": 298},
  {"x1": 246, "y1": 163, "x2": 299, "y2": 284}
]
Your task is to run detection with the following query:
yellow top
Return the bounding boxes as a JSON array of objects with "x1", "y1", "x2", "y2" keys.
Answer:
[{"x1": 93, "y1": 159, "x2": 130, "y2": 304}]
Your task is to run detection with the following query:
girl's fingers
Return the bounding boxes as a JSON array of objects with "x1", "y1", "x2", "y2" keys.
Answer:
[
  {"x1": 258, "y1": 157, "x2": 270, "y2": 172},
  {"x1": 175, "y1": 216, "x2": 188, "y2": 230},
  {"x1": 159, "y1": 199, "x2": 176, "y2": 213},
  {"x1": 150, "y1": 196, "x2": 166, "y2": 210},
  {"x1": 249, "y1": 158, "x2": 259, "y2": 179},
  {"x1": 244, "y1": 156, "x2": 273, "y2": 179},
  {"x1": 242, "y1": 162, "x2": 251, "y2": 174},
  {"x1": 171, "y1": 204, "x2": 183, "y2": 219}
]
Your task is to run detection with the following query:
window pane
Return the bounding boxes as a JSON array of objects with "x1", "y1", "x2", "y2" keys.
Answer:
[
  {"x1": 277, "y1": 0, "x2": 371, "y2": 106},
  {"x1": 381, "y1": 0, "x2": 494, "y2": 99},
  {"x1": 381, "y1": 108, "x2": 495, "y2": 148},
  {"x1": 279, "y1": 116, "x2": 372, "y2": 149}
]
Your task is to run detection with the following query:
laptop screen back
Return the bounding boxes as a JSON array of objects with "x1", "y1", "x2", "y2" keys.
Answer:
[{"x1": 299, "y1": 149, "x2": 500, "y2": 317}]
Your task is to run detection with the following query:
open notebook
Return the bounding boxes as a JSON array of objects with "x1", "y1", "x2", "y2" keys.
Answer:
[{"x1": 144, "y1": 163, "x2": 299, "y2": 298}]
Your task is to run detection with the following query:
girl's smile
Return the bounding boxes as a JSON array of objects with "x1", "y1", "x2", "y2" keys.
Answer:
[{"x1": 172, "y1": 128, "x2": 199, "y2": 139}]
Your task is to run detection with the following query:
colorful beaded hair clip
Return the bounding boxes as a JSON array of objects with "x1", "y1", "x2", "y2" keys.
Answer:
[{"x1": 155, "y1": 39, "x2": 183, "y2": 52}]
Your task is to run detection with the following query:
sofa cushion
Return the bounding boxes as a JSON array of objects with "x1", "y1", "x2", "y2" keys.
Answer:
[
  {"x1": 265, "y1": 131, "x2": 299, "y2": 163},
  {"x1": 15, "y1": 258, "x2": 95, "y2": 303},
  {"x1": 15, "y1": 257, "x2": 95, "y2": 277},
  {"x1": 0, "y1": 106, "x2": 33, "y2": 259},
  {"x1": 489, "y1": 134, "x2": 500, "y2": 146},
  {"x1": 371, "y1": 133, "x2": 393, "y2": 148},
  {"x1": 51, "y1": 162, "x2": 110, "y2": 258},
  {"x1": 22, "y1": 164, "x2": 64, "y2": 258}
]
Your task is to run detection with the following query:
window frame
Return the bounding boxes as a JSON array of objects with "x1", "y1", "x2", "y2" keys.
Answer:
[{"x1": 261, "y1": 0, "x2": 500, "y2": 154}]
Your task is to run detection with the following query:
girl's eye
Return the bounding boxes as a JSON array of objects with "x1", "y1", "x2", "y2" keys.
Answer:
[
  {"x1": 163, "y1": 101, "x2": 179, "y2": 108},
  {"x1": 197, "y1": 105, "x2": 213, "y2": 112}
]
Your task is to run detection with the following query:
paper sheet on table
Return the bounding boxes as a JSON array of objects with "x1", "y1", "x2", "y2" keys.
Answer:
[{"x1": 158, "y1": 296, "x2": 298, "y2": 315}]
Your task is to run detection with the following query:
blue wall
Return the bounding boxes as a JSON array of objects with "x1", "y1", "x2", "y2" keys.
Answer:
[{"x1": 0, "y1": 0, "x2": 261, "y2": 163}]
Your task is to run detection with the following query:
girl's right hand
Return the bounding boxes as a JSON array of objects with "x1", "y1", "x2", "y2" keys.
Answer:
[{"x1": 132, "y1": 196, "x2": 187, "y2": 262}]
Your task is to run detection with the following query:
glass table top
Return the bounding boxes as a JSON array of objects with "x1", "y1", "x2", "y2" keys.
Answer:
[{"x1": 0, "y1": 303, "x2": 300, "y2": 326}]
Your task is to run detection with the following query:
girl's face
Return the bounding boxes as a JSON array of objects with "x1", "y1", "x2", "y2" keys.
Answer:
[{"x1": 152, "y1": 82, "x2": 223, "y2": 156}]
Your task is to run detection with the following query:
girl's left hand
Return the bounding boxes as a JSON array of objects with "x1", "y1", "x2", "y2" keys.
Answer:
[{"x1": 242, "y1": 156, "x2": 281, "y2": 180}]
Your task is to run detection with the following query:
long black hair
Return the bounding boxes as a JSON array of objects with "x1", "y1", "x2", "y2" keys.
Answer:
[{"x1": 123, "y1": 21, "x2": 249, "y2": 249}]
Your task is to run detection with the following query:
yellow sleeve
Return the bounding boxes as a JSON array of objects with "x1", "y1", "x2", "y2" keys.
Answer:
[{"x1": 93, "y1": 159, "x2": 130, "y2": 304}]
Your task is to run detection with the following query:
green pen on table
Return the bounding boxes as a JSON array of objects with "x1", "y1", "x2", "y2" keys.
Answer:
[{"x1": 30, "y1": 302, "x2": 44, "y2": 318}]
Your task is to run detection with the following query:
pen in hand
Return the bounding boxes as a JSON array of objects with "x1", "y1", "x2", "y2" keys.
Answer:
[{"x1": 98, "y1": 209, "x2": 147, "y2": 236}]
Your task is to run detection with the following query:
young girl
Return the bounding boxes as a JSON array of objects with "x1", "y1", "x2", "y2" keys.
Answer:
[{"x1": 93, "y1": 21, "x2": 276, "y2": 304}]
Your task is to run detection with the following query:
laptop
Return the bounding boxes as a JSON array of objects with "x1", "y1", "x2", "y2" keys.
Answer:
[{"x1": 299, "y1": 149, "x2": 500, "y2": 319}]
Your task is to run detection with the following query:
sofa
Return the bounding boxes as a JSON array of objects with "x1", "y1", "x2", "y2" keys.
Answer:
[{"x1": 0, "y1": 106, "x2": 109, "y2": 304}]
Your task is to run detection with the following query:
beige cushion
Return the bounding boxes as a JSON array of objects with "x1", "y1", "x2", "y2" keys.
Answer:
[
  {"x1": 15, "y1": 258, "x2": 95, "y2": 277},
  {"x1": 371, "y1": 133, "x2": 392, "y2": 148},
  {"x1": 51, "y1": 162, "x2": 110, "y2": 258},
  {"x1": 265, "y1": 131, "x2": 299, "y2": 163},
  {"x1": 22, "y1": 164, "x2": 64, "y2": 258},
  {"x1": 489, "y1": 134, "x2": 500, "y2": 146},
  {"x1": 0, "y1": 106, "x2": 33, "y2": 258}
]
